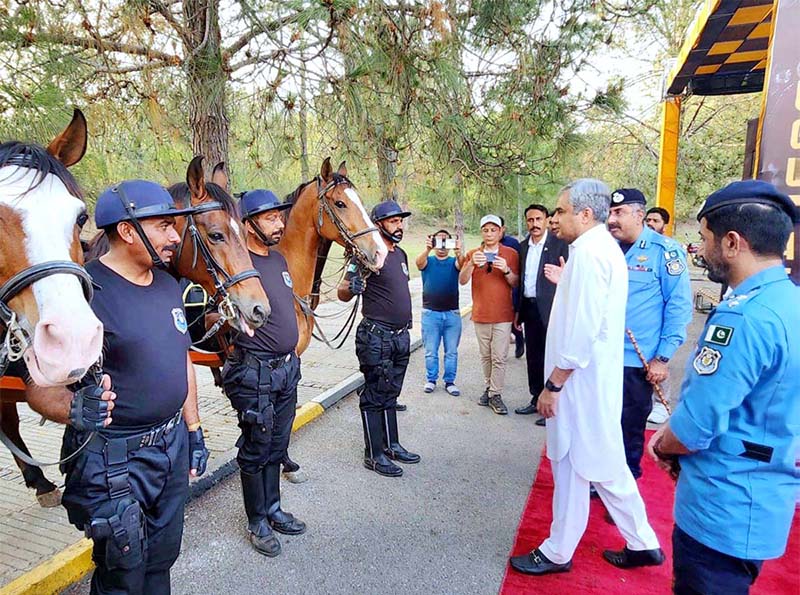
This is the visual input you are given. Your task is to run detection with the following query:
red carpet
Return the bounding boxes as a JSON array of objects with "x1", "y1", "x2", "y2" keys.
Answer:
[{"x1": 501, "y1": 432, "x2": 799, "y2": 594}]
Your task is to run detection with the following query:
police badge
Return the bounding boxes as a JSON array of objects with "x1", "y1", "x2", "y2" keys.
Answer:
[
  {"x1": 171, "y1": 307, "x2": 188, "y2": 334},
  {"x1": 666, "y1": 258, "x2": 685, "y2": 276},
  {"x1": 401, "y1": 262, "x2": 409, "y2": 277},
  {"x1": 693, "y1": 346, "x2": 721, "y2": 375},
  {"x1": 282, "y1": 271, "x2": 293, "y2": 288}
]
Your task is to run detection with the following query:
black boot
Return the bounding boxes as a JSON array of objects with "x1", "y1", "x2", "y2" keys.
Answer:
[
  {"x1": 361, "y1": 410, "x2": 403, "y2": 477},
  {"x1": 383, "y1": 409, "x2": 420, "y2": 464},
  {"x1": 264, "y1": 463, "x2": 306, "y2": 535},
  {"x1": 240, "y1": 470, "x2": 281, "y2": 557}
]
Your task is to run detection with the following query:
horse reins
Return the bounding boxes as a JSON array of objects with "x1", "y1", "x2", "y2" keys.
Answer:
[{"x1": 176, "y1": 200, "x2": 261, "y2": 337}]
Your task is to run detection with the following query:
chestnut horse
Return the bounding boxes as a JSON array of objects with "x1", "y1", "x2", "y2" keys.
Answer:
[
  {"x1": 277, "y1": 157, "x2": 387, "y2": 354},
  {"x1": 0, "y1": 109, "x2": 104, "y2": 504},
  {"x1": 1, "y1": 155, "x2": 271, "y2": 505}
]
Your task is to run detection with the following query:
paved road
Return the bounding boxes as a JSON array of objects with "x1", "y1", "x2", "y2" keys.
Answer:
[{"x1": 66, "y1": 324, "x2": 544, "y2": 595}]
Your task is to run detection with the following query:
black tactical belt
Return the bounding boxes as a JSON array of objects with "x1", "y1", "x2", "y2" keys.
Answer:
[
  {"x1": 363, "y1": 319, "x2": 410, "y2": 338},
  {"x1": 234, "y1": 348, "x2": 293, "y2": 371},
  {"x1": 86, "y1": 410, "x2": 183, "y2": 455}
]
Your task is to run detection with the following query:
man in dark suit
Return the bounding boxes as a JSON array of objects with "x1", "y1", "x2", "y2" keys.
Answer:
[{"x1": 513, "y1": 204, "x2": 569, "y2": 421}]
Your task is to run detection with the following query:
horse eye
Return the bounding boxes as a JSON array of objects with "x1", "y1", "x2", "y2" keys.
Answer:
[
  {"x1": 76, "y1": 212, "x2": 89, "y2": 228},
  {"x1": 334, "y1": 200, "x2": 346, "y2": 209},
  {"x1": 208, "y1": 232, "x2": 225, "y2": 243}
]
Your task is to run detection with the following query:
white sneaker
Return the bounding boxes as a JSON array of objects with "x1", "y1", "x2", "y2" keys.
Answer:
[
  {"x1": 648, "y1": 400, "x2": 669, "y2": 424},
  {"x1": 423, "y1": 381, "x2": 436, "y2": 393}
]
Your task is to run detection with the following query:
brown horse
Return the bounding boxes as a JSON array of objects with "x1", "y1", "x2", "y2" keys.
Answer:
[
  {"x1": 277, "y1": 157, "x2": 387, "y2": 354},
  {"x1": 0, "y1": 109, "x2": 104, "y2": 504},
  {"x1": 2, "y1": 155, "x2": 271, "y2": 505}
]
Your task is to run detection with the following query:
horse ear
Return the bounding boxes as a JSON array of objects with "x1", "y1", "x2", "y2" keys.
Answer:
[
  {"x1": 320, "y1": 157, "x2": 332, "y2": 181},
  {"x1": 211, "y1": 162, "x2": 229, "y2": 192},
  {"x1": 337, "y1": 161, "x2": 348, "y2": 177},
  {"x1": 186, "y1": 156, "x2": 207, "y2": 205},
  {"x1": 46, "y1": 108, "x2": 87, "y2": 167}
]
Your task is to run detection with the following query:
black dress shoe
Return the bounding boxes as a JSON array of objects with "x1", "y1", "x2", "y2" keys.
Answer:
[
  {"x1": 269, "y1": 510, "x2": 307, "y2": 536},
  {"x1": 515, "y1": 403, "x2": 538, "y2": 415},
  {"x1": 509, "y1": 549, "x2": 572, "y2": 575},
  {"x1": 515, "y1": 344, "x2": 525, "y2": 358},
  {"x1": 535, "y1": 417, "x2": 546, "y2": 426},
  {"x1": 394, "y1": 403, "x2": 407, "y2": 412},
  {"x1": 384, "y1": 445, "x2": 421, "y2": 464},
  {"x1": 602, "y1": 547, "x2": 665, "y2": 569}
]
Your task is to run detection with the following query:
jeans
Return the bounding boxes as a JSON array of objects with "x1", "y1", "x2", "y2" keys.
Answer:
[{"x1": 421, "y1": 309, "x2": 462, "y2": 384}]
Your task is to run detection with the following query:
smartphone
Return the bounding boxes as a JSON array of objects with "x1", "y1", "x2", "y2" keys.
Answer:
[
  {"x1": 434, "y1": 237, "x2": 446, "y2": 249},
  {"x1": 444, "y1": 238, "x2": 456, "y2": 250},
  {"x1": 484, "y1": 251, "x2": 496, "y2": 263}
]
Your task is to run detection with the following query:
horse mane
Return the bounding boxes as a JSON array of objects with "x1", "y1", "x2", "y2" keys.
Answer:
[
  {"x1": 167, "y1": 181, "x2": 239, "y2": 217},
  {"x1": 284, "y1": 177, "x2": 318, "y2": 206},
  {"x1": 0, "y1": 141, "x2": 83, "y2": 200},
  {"x1": 83, "y1": 231, "x2": 110, "y2": 262}
]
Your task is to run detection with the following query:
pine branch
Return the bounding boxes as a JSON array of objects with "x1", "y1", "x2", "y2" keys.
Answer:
[{"x1": 26, "y1": 30, "x2": 181, "y2": 64}]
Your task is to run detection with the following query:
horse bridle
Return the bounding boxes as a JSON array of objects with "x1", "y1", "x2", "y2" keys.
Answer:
[
  {"x1": 0, "y1": 261, "x2": 93, "y2": 377},
  {"x1": 315, "y1": 177, "x2": 380, "y2": 272},
  {"x1": 176, "y1": 200, "x2": 261, "y2": 325}
]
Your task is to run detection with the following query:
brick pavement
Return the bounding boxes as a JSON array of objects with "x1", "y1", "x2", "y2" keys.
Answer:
[{"x1": 0, "y1": 277, "x2": 473, "y2": 586}]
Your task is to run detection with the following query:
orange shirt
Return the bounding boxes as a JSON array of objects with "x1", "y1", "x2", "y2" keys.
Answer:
[{"x1": 467, "y1": 244, "x2": 519, "y2": 323}]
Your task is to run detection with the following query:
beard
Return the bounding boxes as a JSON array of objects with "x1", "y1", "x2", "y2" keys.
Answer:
[{"x1": 705, "y1": 258, "x2": 729, "y2": 284}]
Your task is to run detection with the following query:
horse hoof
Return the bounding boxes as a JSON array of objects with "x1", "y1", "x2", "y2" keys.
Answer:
[{"x1": 37, "y1": 488, "x2": 62, "y2": 508}]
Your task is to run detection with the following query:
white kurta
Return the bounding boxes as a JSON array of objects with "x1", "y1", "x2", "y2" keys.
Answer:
[{"x1": 545, "y1": 224, "x2": 628, "y2": 481}]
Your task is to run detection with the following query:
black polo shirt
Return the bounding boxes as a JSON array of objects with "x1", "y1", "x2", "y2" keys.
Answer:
[
  {"x1": 233, "y1": 250, "x2": 299, "y2": 356},
  {"x1": 86, "y1": 260, "x2": 191, "y2": 428},
  {"x1": 348, "y1": 247, "x2": 412, "y2": 327}
]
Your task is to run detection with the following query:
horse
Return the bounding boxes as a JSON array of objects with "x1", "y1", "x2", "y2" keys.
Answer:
[
  {"x1": 2, "y1": 153, "x2": 271, "y2": 506},
  {"x1": 0, "y1": 109, "x2": 104, "y2": 505},
  {"x1": 277, "y1": 157, "x2": 387, "y2": 354}
]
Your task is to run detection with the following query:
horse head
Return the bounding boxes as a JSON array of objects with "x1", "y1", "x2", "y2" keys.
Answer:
[
  {"x1": 0, "y1": 109, "x2": 103, "y2": 386},
  {"x1": 169, "y1": 156, "x2": 270, "y2": 336},
  {"x1": 315, "y1": 157, "x2": 387, "y2": 272}
]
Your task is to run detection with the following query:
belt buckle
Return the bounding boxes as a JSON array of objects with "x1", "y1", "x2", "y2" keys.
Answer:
[{"x1": 139, "y1": 429, "x2": 155, "y2": 448}]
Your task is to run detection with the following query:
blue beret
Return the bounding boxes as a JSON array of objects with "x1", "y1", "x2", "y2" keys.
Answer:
[
  {"x1": 697, "y1": 180, "x2": 799, "y2": 224},
  {"x1": 239, "y1": 189, "x2": 292, "y2": 220},
  {"x1": 610, "y1": 188, "x2": 646, "y2": 207}
]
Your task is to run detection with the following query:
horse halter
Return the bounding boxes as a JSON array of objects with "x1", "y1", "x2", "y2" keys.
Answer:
[
  {"x1": 176, "y1": 201, "x2": 261, "y2": 322},
  {"x1": 315, "y1": 177, "x2": 380, "y2": 271},
  {"x1": 0, "y1": 261, "x2": 93, "y2": 377}
]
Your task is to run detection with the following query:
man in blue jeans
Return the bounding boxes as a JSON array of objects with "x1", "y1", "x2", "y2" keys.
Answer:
[{"x1": 415, "y1": 229, "x2": 465, "y2": 395}]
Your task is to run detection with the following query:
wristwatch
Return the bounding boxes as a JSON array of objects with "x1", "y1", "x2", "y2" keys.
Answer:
[
  {"x1": 545, "y1": 379, "x2": 563, "y2": 392},
  {"x1": 656, "y1": 355, "x2": 670, "y2": 363}
]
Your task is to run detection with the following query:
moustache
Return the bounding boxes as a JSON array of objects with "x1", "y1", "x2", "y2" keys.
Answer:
[{"x1": 162, "y1": 243, "x2": 179, "y2": 253}]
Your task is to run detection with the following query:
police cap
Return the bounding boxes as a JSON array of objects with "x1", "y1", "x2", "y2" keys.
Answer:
[
  {"x1": 697, "y1": 180, "x2": 799, "y2": 224},
  {"x1": 239, "y1": 189, "x2": 292, "y2": 221},
  {"x1": 610, "y1": 188, "x2": 647, "y2": 207},
  {"x1": 371, "y1": 200, "x2": 411, "y2": 222},
  {"x1": 95, "y1": 180, "x2": 194, "y2": 229}
]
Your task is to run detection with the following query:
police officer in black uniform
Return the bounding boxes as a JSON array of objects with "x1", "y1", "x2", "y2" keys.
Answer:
[
  {"x1": 338, "y1": 200, "x2": 420, "y2": 477},
  {"x1": 222, "y1": 189, "x2": 306, "y2": 557},
  {"x1": 27, "y1": 180, "x2": 209, "y2": 595}
]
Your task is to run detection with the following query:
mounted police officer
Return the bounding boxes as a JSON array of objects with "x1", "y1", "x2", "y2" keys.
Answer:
[
  {"x1": 647, "y1": 180, "x2": 800, "y2": 594},
  {"x1": 607, "y1": 188, "x2": 692, "y2": 479},
  {"x1": 222, "y1": 189, "x2": 305, "y2": 557},
  {"x1": 27, "y1": 180, "x2": 209, "y2": 595},
  {"x1": 338, "y1": 200, "x2": 419, "y2": 478}
]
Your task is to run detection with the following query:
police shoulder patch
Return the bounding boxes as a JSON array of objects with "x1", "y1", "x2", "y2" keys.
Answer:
[
  {"x1": 171, "y1": 307, "x2": 188, "y2": 334},
  {"x1": 666, "y1": 258, "x2": 685, "y2": 276},
  {"x1": 705, "y1": 324, "x2": 733, "y2": 346},
  {"x1": 693, "y1": 345, "x2": 722, "y2": 375},
  {"x1": 282, "y1": 271, "x2": 293, "y2": 288},
  {"x1": 401, "y1": 262, "x2": 409, "y2": 277}
]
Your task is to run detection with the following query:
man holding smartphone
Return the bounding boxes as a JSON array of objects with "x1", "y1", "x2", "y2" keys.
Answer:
[
  {"x1": 416, "y1": 229, "x2": 465, "y2": 396},
  {"x1": 459, "y1": 215, "x2": 519, "y2": 415}
]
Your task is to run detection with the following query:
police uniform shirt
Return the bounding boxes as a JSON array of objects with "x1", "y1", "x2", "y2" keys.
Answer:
[
  {"x1": 348, "y1": 248, "x2": 412, "y2": 327},
  {"x1": 670, "y1": 265, "x2": 800, "y2": 560},
  {"x1": 86, "y1": 260, "x2": 191, "y2": 428},
  {"x1": 234, "y1": 250, "x2": 299, "y2": 356},
  {"x1": 621, "y1": 226, "x2": 692, "y2": 366}
]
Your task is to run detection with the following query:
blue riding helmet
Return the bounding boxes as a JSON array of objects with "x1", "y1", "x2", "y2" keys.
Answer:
[
  {"x1": 239, "y1": 189, "x2": 292, "y2": 221},
  {"x1": 95, "y1": 180, "x2": 194, "y2": 229},
  {"x1": 371, "y1": 200, "x2": 411, "y2": 222}
]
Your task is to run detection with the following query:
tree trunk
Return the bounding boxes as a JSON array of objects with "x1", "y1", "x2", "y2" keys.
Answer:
[
  {"x1": 377, "y1": 137, "x2": 399, "y2": 202},
  {"x1": 453, "y1": 170, "x2": 465, "y2": 253},
  {"x1": 183, "y1": 0, "x2": 229, "y2": 175}
]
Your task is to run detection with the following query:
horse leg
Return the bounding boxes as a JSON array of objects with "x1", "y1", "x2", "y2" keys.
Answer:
[{"x1": 0, "y1": 401, "x2": 62, "y2": 507}]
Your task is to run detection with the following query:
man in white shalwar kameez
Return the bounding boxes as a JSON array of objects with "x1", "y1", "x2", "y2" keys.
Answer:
[{"x1": 510, "y1": 179, "x2": 664, "y2": 576}]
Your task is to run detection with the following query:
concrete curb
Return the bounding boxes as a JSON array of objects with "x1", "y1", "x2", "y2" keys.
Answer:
[{"x1": 0, "y1": 304, "x2": 473, "y2": 595}]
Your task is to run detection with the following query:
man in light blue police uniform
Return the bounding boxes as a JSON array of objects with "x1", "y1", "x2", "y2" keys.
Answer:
[
  {"x1": 648, "y1": 179, "x2": 800, "y2": 594},
  {"x1": 607, "y1": 188, "x2": 692, "y2": 479}
]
